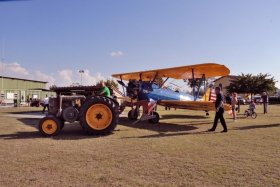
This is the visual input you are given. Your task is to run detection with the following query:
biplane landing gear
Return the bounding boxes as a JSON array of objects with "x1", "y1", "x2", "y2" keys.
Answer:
[
  {"x1": 128, "y1": 109, "x2": 138, "y2": 120},
  {"x1": 148, "y1": 112, "x2": 160, "y2": 124}
]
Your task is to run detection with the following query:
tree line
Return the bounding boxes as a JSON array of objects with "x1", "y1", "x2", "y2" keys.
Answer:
[{"x1": 226, "y1": 73, "x2": 277, "y2": 98}]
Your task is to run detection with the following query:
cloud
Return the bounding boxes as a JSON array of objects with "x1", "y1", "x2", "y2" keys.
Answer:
[
  {"x1": 58, "y1": 69, "x2": 73, "y2": 85},
  {"x1": 0, "y1": 61, "x2": 56, "y2": 87},
  {"x1": 0, "y1": 61, "x2": 108, "y2": 88},
  {"x1": 56, "y1": 69, "x2": 108, "y2": 86},
  {"x1": 34, "y1": 70, "x2": 56, "y2": 86},
  {"x1": 76, "y1": 70, "x2": 105, "y2": 86},
  {"x1": 0, "y1": 62, "x2": 29, "y2": 77},
  {"x1": 110, "y1": 50, "x2": 124, "y2": 57}
]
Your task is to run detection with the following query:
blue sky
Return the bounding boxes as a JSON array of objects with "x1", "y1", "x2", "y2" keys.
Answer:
[{"x1": 0, "y1": 0, "x2": 279, "y2": 87}]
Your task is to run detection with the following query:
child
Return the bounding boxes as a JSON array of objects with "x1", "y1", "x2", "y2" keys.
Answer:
[{"x1": 249, "y1": 100, "x2": 256, "y2": 113}]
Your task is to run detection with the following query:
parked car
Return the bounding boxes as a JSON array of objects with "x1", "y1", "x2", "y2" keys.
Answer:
[
  {"x1": 253, "y1": 96, "x2": 263, "y2": 104},
  {"x1": 237, "y1": 96, "x2": 246, "y2": 105},
  {"x1": 229, "y1": 96, "x2": 246, "y2": 105}
]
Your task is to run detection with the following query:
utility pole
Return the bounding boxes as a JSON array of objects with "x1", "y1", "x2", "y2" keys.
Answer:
[
  {"x1": 1, "y1": 38, "x2": 5, "y2": 90},
  {"x1": 78, "y1": 70, "x2": 84, "y2": 86}
]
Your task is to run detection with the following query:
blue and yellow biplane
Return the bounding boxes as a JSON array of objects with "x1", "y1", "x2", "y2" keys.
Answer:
[{"x1": 112, "y1": 63, "x2": 231, "y2": 123}]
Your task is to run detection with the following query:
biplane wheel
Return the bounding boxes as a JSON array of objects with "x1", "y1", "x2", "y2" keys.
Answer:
[
  {"x1": 128, "y1": 109, "x2": 138, "y2": 120},
  {"x1": 149, "y1": 112, "x2": 160, "y2": 124},
  {"x1": 80, "y1": 96, "x2": 119, "y2": 135},
  {"x1": 38, "y1": 116, "x2": 62, "y2": 136}
]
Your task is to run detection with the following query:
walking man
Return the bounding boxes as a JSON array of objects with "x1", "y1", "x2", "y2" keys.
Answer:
[
  {"x1": 42, "y1": 95, "x2": 49, "y2": 114},
  {"x1": 208, "y1": 87, "x2": 228, "y2": 133}
]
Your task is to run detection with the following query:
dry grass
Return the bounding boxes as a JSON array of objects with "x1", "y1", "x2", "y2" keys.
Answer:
[{"x1": 0, "y1": 105, "x2": 279, "y2": 187}]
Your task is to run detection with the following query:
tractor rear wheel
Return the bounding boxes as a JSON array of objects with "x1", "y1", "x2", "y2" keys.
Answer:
[
  {"x1": 38, "y1": 116, "x2": 62, "y2": 136},
  {"x1": 80, "y1": 96, "x2": 119, "y2": 135}
]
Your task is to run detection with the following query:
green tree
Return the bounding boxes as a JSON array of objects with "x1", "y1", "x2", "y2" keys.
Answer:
[
  {"x1": 227, "y1": 73, "x2": 277, "y2": 99},
  {"x1": 256, "y1": 73, "x2": 277, "y2": 94}
]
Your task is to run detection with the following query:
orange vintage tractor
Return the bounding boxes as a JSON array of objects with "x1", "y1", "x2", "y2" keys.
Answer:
[{"x1": 38, "y1": 86, "x2": 119, "y2": 136}]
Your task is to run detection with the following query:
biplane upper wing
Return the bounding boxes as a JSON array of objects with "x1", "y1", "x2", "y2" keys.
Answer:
[{"x1": 112, "y1": 63, "x2": 230, "y2": 81}]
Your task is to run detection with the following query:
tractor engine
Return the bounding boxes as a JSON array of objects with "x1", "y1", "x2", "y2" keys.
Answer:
[{"x1": 49, "y1": 95, "x2": 85, "y2": 123}]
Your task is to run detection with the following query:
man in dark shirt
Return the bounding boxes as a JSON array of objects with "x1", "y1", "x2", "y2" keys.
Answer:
[
  {"x1": 261, "y1": 92, "x2": 268, "y2": 114},
  {"x1": 208, "y1": 87, "x2": 228, "y2": 133}
]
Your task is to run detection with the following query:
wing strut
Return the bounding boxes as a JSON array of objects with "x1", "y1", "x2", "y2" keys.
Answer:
[
  {"x1": 192, "y1": 69, "x2": 196, "y2": 101},
  {"x1": 160, "y1": 77, "x2": 169, "y2": 88},
  {"x1": 149, "y1": 72, "x2": 158, "y2": 87},
  {"x1": 120, "y1": 75, "x2": 126, "y2": 96},
  {"x1": 204, "y1": 75, "x2": 207, "y2": 101},
  {"x1": 191, "y1": 69, "x2": 206, "y2": 101},
  {"x1": 195, "y1": 74, "x2": 205, "y2": 101}
]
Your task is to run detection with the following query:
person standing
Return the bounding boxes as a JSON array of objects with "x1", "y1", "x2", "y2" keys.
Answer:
[
  {"x1": 231, "y1": 92, "x2": 238, "y2": 121},
  {"x1": 42, "y1": 95, "x2": 49, "y2": 114},
  {"x1": 208, "y1": 87, "x2": 228, "y2": 133},
  {"x1": 262, "y1": 92, "x2": 268, "y2": 114}
]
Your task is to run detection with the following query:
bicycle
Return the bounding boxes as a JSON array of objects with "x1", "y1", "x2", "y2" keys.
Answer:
[{"x1": 244, "y1": 109, "x2": 257, "y2": 119}]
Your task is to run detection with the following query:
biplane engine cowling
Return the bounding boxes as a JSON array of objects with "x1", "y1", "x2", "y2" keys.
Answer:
[{"x1": 127, "y1": 80, "x2": 141, "y2": 99}]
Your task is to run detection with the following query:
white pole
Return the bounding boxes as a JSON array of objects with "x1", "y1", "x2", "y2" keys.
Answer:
[
  {"x1": 1, "y1": 38, "x2": 5, "y2": 90},
  {"x1": 78, "y1": 70, "x2": 84, "y2": 86}
]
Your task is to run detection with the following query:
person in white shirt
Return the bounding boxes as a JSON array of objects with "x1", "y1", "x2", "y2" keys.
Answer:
[{"x1": 42, "y1": 95, "x2": 49, "y2": 114}]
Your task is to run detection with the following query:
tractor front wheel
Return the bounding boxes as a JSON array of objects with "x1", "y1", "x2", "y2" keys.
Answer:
[{"x1": 38, "y1": 116, "x2": 62, "y2": 136}]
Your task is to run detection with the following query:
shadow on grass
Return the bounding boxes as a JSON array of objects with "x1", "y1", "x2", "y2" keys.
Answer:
[
  {"x1": 2, "y1": 113, "x2": 216, "y2": 140},
  {"x1": 122, "y1": 131, "x2": 218, "y2": 139},
  {"x1": 233, "y1": 123, "x2": 280, "y2": 131},
  {"x1": 5, "y1": 111, "x2": 42, "y2": 114},
  {"x1": 119, "y1": 117, "x2": 199, "y2": 132},
  {"x1": 0, "y1": 118, "x2": 112, "y2": 140},
  {"x1": 118, "y1": 117, "x2": 211, "y2": 136},
  {"x1": 160, "y1": 114, "x2": 209, "y2": 120}
]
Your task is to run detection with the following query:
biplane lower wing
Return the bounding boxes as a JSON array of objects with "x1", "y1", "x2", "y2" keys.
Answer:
[{"x1": 158, "y1": 100, "x2": 231, "y2": 111}]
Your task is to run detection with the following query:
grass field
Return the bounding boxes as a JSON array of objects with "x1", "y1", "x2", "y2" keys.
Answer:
[{"x1": 0, "y1": 105, "x2": 279, "y2": 187}]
